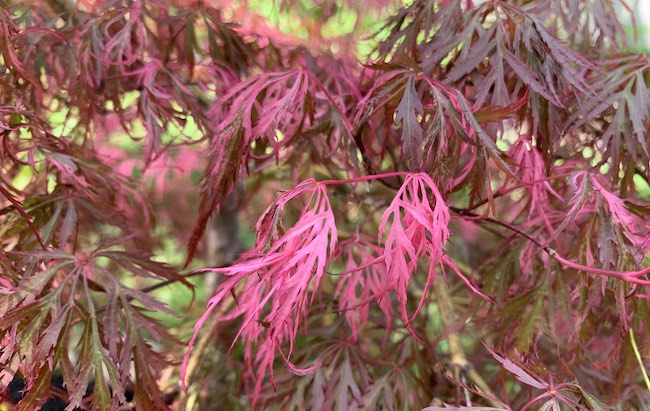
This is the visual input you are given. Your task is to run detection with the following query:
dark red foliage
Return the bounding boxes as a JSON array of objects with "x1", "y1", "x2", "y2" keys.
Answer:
[{"x1": 1, "y1": 0, "x2": 649, "y2": 410}]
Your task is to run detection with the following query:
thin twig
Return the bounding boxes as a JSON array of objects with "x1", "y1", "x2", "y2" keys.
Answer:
[
  {"x1": 139, "y1": 270, "x2": 207, "y2": 293},
  {"x1": 449, "y1": 206, "x2": 650, "y2": 284}
]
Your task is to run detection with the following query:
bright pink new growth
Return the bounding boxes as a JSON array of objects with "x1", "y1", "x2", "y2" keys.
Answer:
[
  {"x1": 508, "y1": 139, "x2": 561, "y2": 228},
  {"x1": 378, "y1": 173, "x2": 489, "y2": 332},
  {"x1": 182, "y1": 178, "x2": 337, "y2": 404},
  {"x1": 184, "y1": 172, "x2": 493, "y2": 403}
]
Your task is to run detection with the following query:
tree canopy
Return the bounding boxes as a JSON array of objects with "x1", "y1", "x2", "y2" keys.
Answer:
[{"x1": 1, "y1": 0, "x2": 649, "y2": 409}]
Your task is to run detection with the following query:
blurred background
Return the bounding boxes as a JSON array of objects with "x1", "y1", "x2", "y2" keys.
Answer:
[{"x1": 624, "y1": 0, "x2": 650, "y2": 51}]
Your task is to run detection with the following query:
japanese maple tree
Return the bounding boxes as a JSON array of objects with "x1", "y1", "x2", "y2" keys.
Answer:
[{"x1": 1, "y1": 0, "x2": 650, "y2": 409}]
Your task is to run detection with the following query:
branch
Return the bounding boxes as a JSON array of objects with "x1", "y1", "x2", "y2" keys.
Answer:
[
  {"x1": 433, "y1": 277, "x2": 499, "y2": 406},
  {"x1": 465, "y1": 172, "x2": 572, "y2": 212},
  {"x1": 449, "y1": 207, "x2": 650, "y2": 285},
  {"x1": 139, "y1": 270, "x2": 208, "y2": 293},
  {"x1": 93, "y1": 270, "x2": 210, "y2": 317}
]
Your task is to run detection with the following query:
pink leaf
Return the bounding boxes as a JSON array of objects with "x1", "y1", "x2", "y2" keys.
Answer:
[
  {"x1": 182, "y1": 179, "x2": 337, "y2": 406},
  {"x1": 485, "y1": 345, "x2": 548, "y2": 390},
  {"x1": 378, "y1": 173, "x2": 489, "y2": 333}
]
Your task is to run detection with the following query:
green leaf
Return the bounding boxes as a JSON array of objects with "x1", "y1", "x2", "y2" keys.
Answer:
[
  {"x1": 515, "y1": 291, "x2": 543, "y2": 352},
  {"x1": 93, "y1": 363, "x2": 112, "y2": 411},
  {"x1": 16, "y1": 365, "x2": 52, "y2": 411},
  {"x1": 578, "y1": 386, "x2": 607, "y2": 411}
]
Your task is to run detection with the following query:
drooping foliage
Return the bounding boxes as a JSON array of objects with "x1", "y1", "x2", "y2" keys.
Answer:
[{"x1": 0, "y1": 0, "x2": 649, "y2": 410}]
